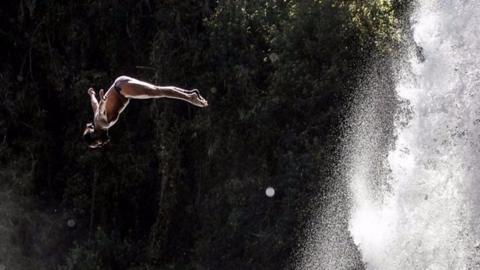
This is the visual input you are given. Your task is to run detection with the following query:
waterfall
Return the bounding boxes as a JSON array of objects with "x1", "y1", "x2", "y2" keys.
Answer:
[{"x1": 349, "y1": 1, "x2": 480, "y2": 269}]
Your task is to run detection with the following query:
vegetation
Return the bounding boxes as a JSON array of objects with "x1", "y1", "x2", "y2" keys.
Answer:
[{"x1": 0, "y1": 0, "x2": 411, "y2": 269}]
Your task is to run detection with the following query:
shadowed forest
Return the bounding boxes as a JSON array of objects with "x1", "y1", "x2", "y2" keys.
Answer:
[{"x1": 0, "y1": 1, "x2": 411, "y2": 269}]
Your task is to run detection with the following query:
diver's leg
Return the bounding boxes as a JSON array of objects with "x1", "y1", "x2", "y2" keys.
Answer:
[{"x1": 114, "y1": 76, "x2": 208, "y2": 107}]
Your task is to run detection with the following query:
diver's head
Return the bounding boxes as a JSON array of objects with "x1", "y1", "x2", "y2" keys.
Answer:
[{"x1": 83, "y1": 122, "x2": 110, "y2": 148}]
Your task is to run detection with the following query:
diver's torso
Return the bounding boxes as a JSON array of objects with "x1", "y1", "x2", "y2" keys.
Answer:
[{"x1": 95, "y1": 87, "x2": 129, "y2": 129}]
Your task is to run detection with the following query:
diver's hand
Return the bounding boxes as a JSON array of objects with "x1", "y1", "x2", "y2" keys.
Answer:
[{"x1": 88, "y1": 88, "x2": 96, "y2": 96}]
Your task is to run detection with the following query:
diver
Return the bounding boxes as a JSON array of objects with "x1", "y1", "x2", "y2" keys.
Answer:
[{"x1": 83, "y1": 76, "x2": 208, "y2": 148}]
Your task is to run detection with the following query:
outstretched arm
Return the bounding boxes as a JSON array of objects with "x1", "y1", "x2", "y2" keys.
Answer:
[{"x1": 88, "y1": 88, "x2": 99, "y2": 114}]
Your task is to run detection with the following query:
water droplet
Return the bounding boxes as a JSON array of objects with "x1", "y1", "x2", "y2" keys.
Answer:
[
  {"x1": 265, "y1": 187, "x2": 275, "y2": 197},
  {"x1": 67, "y1": 219, "x2": 76, "y2": 228}
]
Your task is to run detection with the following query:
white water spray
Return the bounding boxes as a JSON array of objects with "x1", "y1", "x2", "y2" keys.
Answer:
[{"x1": 349, "y1": 1, "x2": 480, "y2": 269}]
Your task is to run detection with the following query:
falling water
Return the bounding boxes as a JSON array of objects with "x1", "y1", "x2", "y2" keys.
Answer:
[{"x1": 349, "y1": 1, "x2": 480, "y2": 269}]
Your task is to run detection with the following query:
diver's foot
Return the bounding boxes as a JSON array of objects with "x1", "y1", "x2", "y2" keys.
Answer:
[{"x1": 189, "y1": 92, "x2": 208, "y2": 107}]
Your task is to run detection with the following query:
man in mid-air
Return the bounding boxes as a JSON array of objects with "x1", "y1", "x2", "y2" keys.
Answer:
[{"x1": 83, "y1": 76, "x2": 208, "y2": 148}]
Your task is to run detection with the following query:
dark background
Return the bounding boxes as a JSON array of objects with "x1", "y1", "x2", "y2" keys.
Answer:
[{"x1": 0, "y1": 1, "x2": 411, "y2": 269}]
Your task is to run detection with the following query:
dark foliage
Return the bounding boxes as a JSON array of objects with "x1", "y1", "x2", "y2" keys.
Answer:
[{"x1": 0, "y1": 1, "x2": 411, "y2": 269}]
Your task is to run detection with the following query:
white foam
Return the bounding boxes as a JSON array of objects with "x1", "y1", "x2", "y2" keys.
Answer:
[{"x1": 349, "y1": 1, "x2": 480, "y2": 269}]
